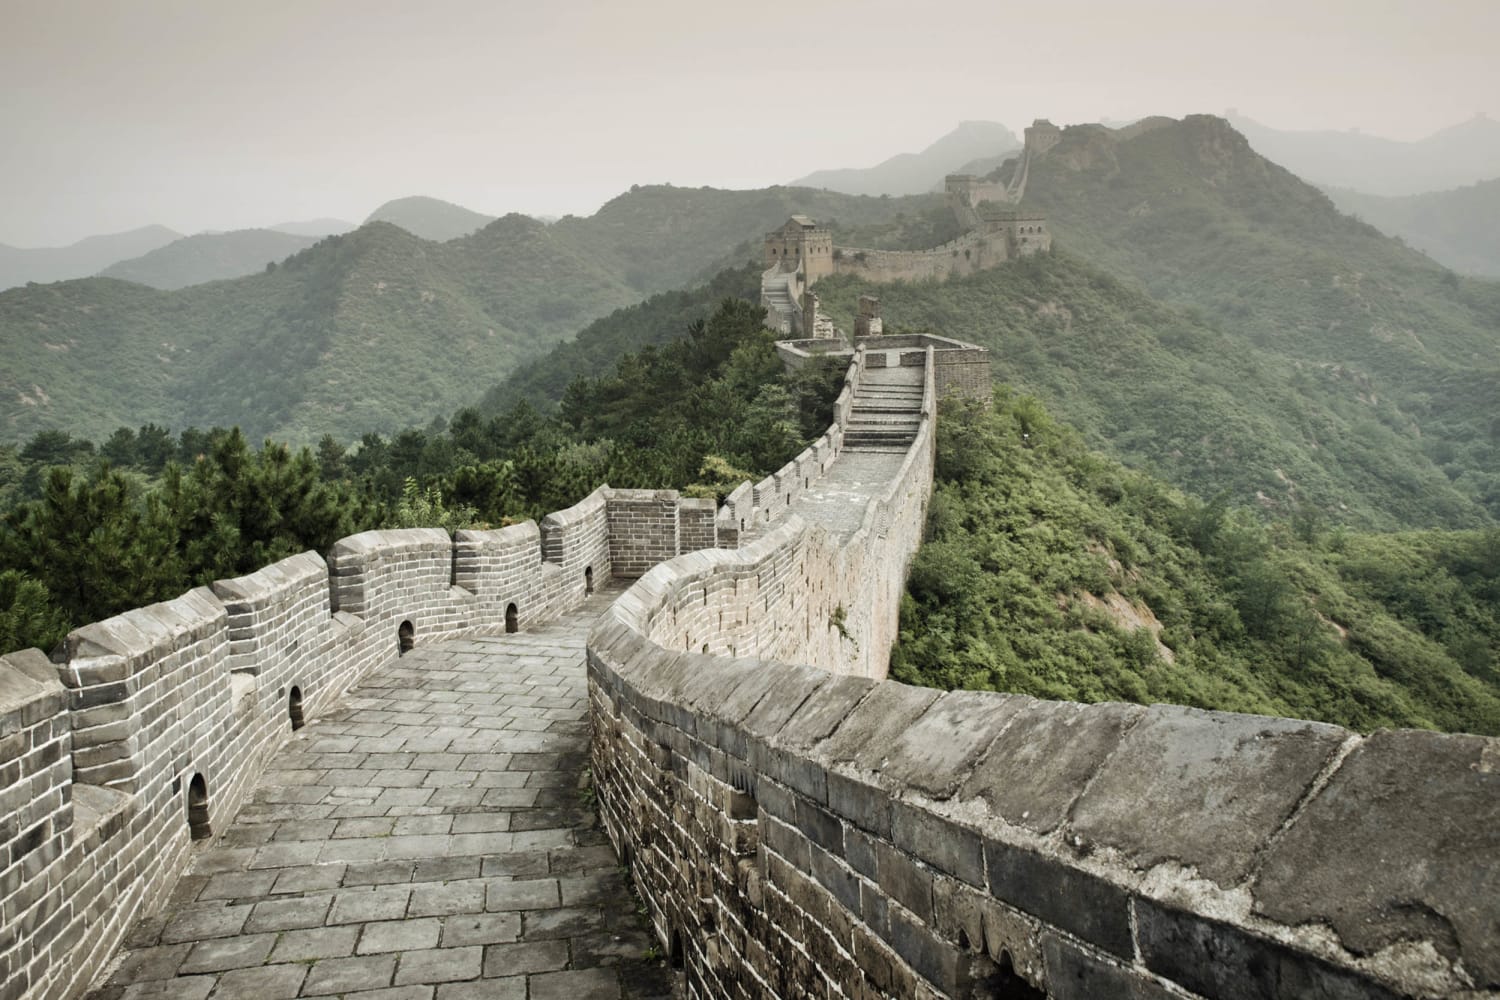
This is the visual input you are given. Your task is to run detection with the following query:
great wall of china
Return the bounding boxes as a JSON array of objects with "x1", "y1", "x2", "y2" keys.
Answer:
[
  {"x1": 761, "y1": 121, "x2": 1061, "y2": 339},
  {"x1": 1, "y1": 280, "x2": 1496, "y2": 996}
]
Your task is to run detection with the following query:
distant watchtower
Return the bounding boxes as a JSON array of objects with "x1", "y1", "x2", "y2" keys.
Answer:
[
  {"x1": 1024, "y1": 118, "x2": 1063, "y2": 156},
  {"x1": 765, "y1": 215, "x2": 834, "y2": 284}
]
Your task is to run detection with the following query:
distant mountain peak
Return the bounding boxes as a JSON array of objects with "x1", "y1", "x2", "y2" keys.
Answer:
[{"x1": 364, "y1": 196, "x2": 497, "y2": 242}]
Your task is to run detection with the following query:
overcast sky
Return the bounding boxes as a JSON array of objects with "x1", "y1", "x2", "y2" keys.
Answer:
[{"x1": 2, "y1": 0, "x2": 1496, "y2": 246}]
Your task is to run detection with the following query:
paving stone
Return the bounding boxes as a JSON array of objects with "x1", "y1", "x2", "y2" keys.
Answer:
[
  {"x1": 160, "y1": 903, "x2": 253, "y2": 943},
  {"x1": 244, "y1": 894, "x2": 333, "y2": 932},
  {"x1": 302, "y1": 954, "x2": 398, "y2": 995},
  {"x1": 357, "y1": 917, "x2": 442, "y2": 954},
  {"x1": 269, "y1": 925, "x2": 360, "y2": 963},
  {"x1": 117, "y1": 976, "x2": 215, "y2": 999},
  {"x1": 209, "y1": 962, "x2": 308, "y2": 999},
  {"x1": 485, "y1": 877, "x2": 561, "y2": 912},
  {"x1": 178, "y1": 933, "x2": 276, "y2": 973},
  {"x1": 89, "y1": 588, "x2": 669, "y2": 1000},
  {"x1": 409, "y1": 880, "x2": 487, "y2": 917},
  {"x1": 482, "y1": 939, "x2": 571, "y2": 977},
  {"x1": 329, "y1": 886, "x2": 413, "y2": 924},
  {"x1": 441, "y1": 913, "x2": 522, "y2": 947},
  {"x1": 393, "y1": 946, "x2": 484, "y2": 985},
  {"x1": 436, "y1": 978, "x2": 526, "y2": 999},
  {"x1": 105, "y1": 944, "x2": 191, "y2": 984},
  {"x1": 529, "y1": 968, "x2": 623, "y2": 1000}
]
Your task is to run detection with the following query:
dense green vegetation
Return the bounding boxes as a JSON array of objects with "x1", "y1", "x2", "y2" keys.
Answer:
[
  {"x1": 477, "y1": 266, "x2": 763, "y2": 414},
  {"x1": 893, "y1": 392, "x2": 1500, "y2": 735},
  {"x1": 0, "y1": 297, "x2": 837, "y2": 656},
  {"x1": 0, "y1": 187, "x2": 941, "y2": 446},
  {"x1": 814, "y1": 251, "x2": 1496, "y2": 531},
  {"x1": 1014, "y1": 117, "x2": 1500, "y2": 523},
  {"x1": 1324, "y1": 179, "x2": 1500, "y2": 278}
]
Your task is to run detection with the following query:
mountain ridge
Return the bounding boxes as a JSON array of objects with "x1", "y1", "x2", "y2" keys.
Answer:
[
  {"x1": 0, "y1": 187, "x2": 939, "y2": 445},
  {"x1": 364, "y1": 195, "x2": 497, "y2": 241},
  {"x1": 1225, "y1": 110, "x2": 1500, "y2": 195},
  {"x1": 98, "y1": 229, "x2": 323, "y2": 290},
  {"x1": 791, "y1": 120, "x2": 1021, "y2": 196},
  {"x1": 0, "y1": 225, "x2": 181, "y2": 291}
]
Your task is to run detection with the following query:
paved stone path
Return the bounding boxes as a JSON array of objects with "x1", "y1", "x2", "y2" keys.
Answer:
[{"x1": 86, "y1": 587, "x2": 678, "y2": 1000}]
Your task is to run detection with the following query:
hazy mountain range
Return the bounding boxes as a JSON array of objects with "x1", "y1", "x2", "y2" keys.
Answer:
[
  {"x1": 490, "y1": 115, "x2": 1500, "y2": 534},
  {"x1": 3, "y1": 112, "x2": 1498, "y2": 534},
  {"x1": 0, "y1": 198, "x2": 497, "y2": 293},
  {"x1": 0, "y1": 225, "x2": 182, "y2": 290},
  {"x1": 789, "y1": 120, "x2": 1021, "y2": 196},
  {"x1": 1322, "y1": 179, "x2": 1500, "y2": 277},
  {"x1": 97, "y1": 229, "x2": 324, "y2": 290},
  {"x1": 0, "y1": 187, "x2": 943, "y2": 445},
  {"x1": 1224, "y1": 110, "x2": 1500, "y2": 196}
]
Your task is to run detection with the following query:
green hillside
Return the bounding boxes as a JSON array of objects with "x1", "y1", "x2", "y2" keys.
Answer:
[
  {"x1": 814, "y1": 251, "x2": 1495, "y2": 530},
  {"x1": 0, "y1": 221, "x2": 635, "y2": 445},
  {"x1": 477, "y1": 264, "x2": 764, "y2": 414},
  {"x1": 1016, "y1": 117, "x2": 1500, "y2": 406},
  {"x1": 1324, "y1": 178, "x2": 1500, "y2": 277},
  {"x1": 893, "y1": 393, "x2": 1500, "y2": 736},
  {"x1": 0, "y1": 189, "x2": 939, "y2": 446},
  {"x1": 549, "y1": 184, "x2": 954, "y2": 292},
  {"x1": 815, "y1": 116, "x2": 1500, "y2": 530}
]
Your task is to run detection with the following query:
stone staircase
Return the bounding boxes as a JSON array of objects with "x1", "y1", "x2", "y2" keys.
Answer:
[
  {"x1": 759, "y1": 267, "x2": 800, "y2": 335},
  {"x1": 843, "y1": 363, "x2": 924, "y2": 452}
]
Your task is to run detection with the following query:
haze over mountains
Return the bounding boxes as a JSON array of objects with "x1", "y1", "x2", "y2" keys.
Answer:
[
  {"x1": 1223, "y1": 110, "x2": 1500, "y2": 196},
  {"x1": 2, "y1": 111, "x2": 1497, "y2": 535},
  {"x1": 0, "y1": 197, "x2": 504, "y2": 293},
  {"x1": 97, "y1": 229, "x2": 323, "y2": 290},
  {"x1": 0, "y1": 187, "x2": 946, "y2": 445},
  {"x1": 1322, "y1": 180, "x2": 1500, "y2": 277},
  {"x1": 0, "y1": 226, "x2": 181, "y2": 290},
  {"x1": 363, "y1": 196, "x2": 497, "y2": 242},
  {"x1": 488, "y1": 115, "x2": 1500, "y2": 534},
  {"x1": 789, "y1": 120, "x2": 1020, "y2": 196}
]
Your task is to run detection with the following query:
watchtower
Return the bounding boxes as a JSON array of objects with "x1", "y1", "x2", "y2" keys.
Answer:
[{"x1": 765, "y1": 215, "x2": 834, "y2": 284}]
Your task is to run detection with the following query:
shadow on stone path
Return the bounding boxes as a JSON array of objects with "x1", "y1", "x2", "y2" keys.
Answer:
[{"x1": 86, "y1": 586, "x2": 680, "y2": 1000}]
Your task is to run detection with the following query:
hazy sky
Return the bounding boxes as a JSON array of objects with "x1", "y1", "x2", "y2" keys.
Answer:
[{"x1": 3, "y1": 0, "x2": 1496, "y2": 246}]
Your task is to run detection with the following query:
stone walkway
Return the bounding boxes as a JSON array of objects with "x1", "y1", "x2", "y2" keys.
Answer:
[{"x1": 86, "y1": 587, "x2": 678, "y2": 1000}]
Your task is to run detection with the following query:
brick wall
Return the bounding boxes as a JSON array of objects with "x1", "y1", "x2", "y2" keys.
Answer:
[
  {"x1": 0, "y1": 486, "x2": 621, "y2": 1000},
  {"x1": 587, "y1": 356, "x2": 1495, "y2": 998}
]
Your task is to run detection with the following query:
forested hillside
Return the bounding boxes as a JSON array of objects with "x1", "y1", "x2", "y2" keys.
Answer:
[
  {"x1": 893, "y1": 394, "x2": 1500, "y2": 736},
  {"x1": 1324, "y1": 178, "x2": 1500, "y2": 277},
  {"x1": 807, "y1": 116, "x2": 1500, "y2": 530},
  {"x1": 0, "y1": 298, "x2": 838, "y2": 656},
  {"x1": 1014, "y1": 118, "x2": 1500, "y2": 485},
  {"x1": 0, "y1": 187, "x2": 940, "y2": 446},
  {"x1": 813, "y1": 252, "x2": 1495, "y2": 531}
]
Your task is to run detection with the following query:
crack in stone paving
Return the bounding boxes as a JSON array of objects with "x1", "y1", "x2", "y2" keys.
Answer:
[{"x1": 85, "y1": 586, "x2": 680, "y2": 1000}]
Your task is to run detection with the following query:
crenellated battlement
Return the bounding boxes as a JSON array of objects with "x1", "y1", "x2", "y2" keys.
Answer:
[
  {"x1": 586, "y1": 349, "x2": 1500, "y2": 998},
  {"x1": 0, "y1": 486, "x2": 721, "y2": 1000}
]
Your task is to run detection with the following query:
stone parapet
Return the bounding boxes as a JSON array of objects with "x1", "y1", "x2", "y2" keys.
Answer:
[
  {"x1": 0, "y1": 484, "x2": 634, "y2": 1000},
  {"x1": 587, "y1": 352, "x2": 1496, "y2": 998}
]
